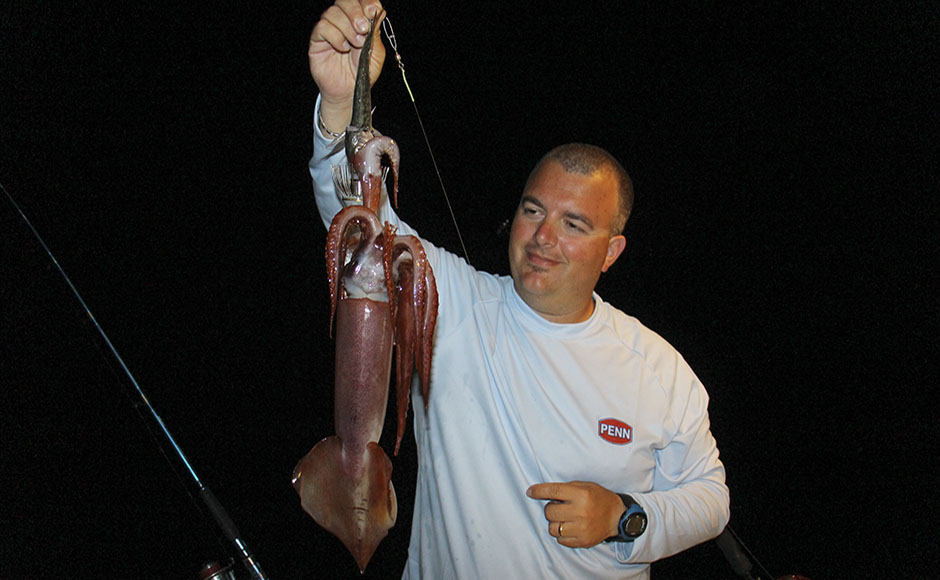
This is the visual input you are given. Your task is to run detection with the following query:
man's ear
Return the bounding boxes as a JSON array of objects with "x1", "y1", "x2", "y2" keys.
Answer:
[{"x1": 602, "y1": 235, "x2": 627, "y2": 272}]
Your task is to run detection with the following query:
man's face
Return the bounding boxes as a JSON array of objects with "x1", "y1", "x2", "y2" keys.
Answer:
[{"x1": 508, "y1": 161, "x2": 626, "y2": 323}]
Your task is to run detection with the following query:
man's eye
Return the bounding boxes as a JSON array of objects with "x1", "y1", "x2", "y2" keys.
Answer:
[{"x1": 565, "y1": 220, "x2": 585, "y2": 232}]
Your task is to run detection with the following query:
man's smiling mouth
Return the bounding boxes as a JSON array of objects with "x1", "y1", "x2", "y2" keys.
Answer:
[{"x1": 526, "y1": 250, "x2": 561, "y2": 269}]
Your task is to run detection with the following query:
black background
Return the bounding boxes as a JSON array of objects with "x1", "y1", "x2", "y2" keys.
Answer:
[{"x1": 2, "y1": 1, "x2": 937, "y2": 578}]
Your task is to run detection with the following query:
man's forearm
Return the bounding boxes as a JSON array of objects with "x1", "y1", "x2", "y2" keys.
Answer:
[{"x1": 310, "y1": 96, "x2": 348, "y2": 230}]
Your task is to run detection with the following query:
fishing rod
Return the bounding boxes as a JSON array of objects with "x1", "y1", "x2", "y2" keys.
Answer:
[
  {"x1": 2, "y1": 182, "x2": 269, "y2": 580},
  {"x1": 716, "y1": 524, "x2": 810, "y2": 580}
]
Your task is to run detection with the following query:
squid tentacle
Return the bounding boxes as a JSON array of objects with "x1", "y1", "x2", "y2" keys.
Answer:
[
  {"x1": 382, "y1": 222, "x2": 399, "y2": 321},
  {"x1": 354, "y1": 136, "x2": 400, "y2": 212},
  {"x1": 386, "y1": 234, "x2": 437, "y2": 452},
  {"x1": 418, "y1": 264, "x2": 438, "y2": 409},
  {"x1": 390, "y1": 261, "x2": 416, "y2": 456},
  {"x1": 325, "y1": 205, "x2": 385, "y2": 335}
]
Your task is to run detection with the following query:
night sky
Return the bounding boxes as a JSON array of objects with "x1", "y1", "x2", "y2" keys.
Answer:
[{"x1": 2, "y1": 2, "x2": 937, "y2": 578}]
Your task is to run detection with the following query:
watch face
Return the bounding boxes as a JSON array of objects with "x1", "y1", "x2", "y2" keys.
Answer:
[{"x1": 623, "y1": 513, "x2": 647, "y2": 537}]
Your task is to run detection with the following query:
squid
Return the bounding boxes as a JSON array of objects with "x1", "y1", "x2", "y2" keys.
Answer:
[{"x1": 292, "y1": 17, "x2": 438, "y2": 573}]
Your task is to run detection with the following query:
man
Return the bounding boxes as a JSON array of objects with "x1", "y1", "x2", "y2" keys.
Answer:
[{"x1": 307, "y1": 1, "x2": 730, "y2": 577}]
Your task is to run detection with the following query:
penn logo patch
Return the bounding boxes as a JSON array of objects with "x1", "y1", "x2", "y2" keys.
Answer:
[{"x1": 598, "y1": 418, "x2": 633, "y2": 445}]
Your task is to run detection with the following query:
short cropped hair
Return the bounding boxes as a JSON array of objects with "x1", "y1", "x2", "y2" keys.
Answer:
[{"x1": 527, "y1": 143, "x2": 634, "y2": 235}]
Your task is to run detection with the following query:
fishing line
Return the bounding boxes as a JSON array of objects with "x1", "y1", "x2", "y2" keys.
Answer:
[
  {"x1": 2, "y1": 182, "x2": 269, "y2": 580},
  {"x1": 381, "y1": 16, "x2": 471, "y2": 262}
]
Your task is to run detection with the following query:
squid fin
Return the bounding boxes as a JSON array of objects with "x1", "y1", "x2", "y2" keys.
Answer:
[{"x1": 292, "y1": 437, "x2": 397, "y2": 572}]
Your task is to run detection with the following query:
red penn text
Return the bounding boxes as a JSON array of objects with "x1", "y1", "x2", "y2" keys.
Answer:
[{"x1": 598, "y1": 418, "x2": 633, "y2": 445}]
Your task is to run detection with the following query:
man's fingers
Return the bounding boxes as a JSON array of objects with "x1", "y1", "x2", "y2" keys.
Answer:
[
  {"x1": 311, "y1": 1, "x2": 384, "y2": 52},
  {"x1": 529, "y1": 482, "x2": 616, "y2": 549},
  {"x1": 310, "y1": 23, "x2": 349, "y2": 55},
  {"x1": 543, "y1": 499, "x2": 568, "y2": 522},
  {"x1": 335, "y1": 0, "x2": 382, "y2": 23},
  {"x1": 550, "y1": 520, "x2": 587, "y2": 547},
  {"x1": 311, "y1": 5, "x2": 360, "y2": 52},
  {"x1": 527, "y1": 482, "x2": 568, "y2": 501},
  {"x1": 334, "y1": 0, "x2": 385, "y2": 42}
]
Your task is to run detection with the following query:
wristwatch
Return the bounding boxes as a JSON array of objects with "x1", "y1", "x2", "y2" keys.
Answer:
[{"x1": 605, "y1": 493, "x2": 648, "y2": 543}]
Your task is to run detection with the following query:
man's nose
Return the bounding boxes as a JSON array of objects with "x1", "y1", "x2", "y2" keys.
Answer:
[{"x1": 533, "y1": 220, "x2": 557, "y2": 246}]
